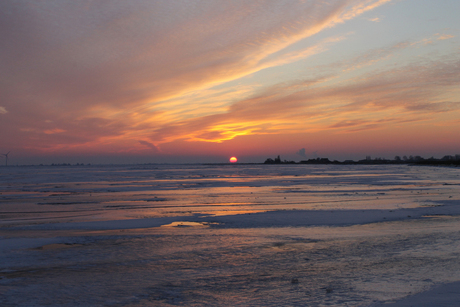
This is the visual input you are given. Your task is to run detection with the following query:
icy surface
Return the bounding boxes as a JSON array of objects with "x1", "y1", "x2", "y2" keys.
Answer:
[{"x1": 1, "y1": 164, "x2": 460, "y2": 306}]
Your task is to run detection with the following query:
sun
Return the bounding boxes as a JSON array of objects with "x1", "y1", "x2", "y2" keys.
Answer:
[{"x1": 229, "y1": 156, "x2": 237, "y2": 163}]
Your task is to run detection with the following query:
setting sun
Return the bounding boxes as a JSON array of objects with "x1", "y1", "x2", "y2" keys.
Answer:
[
  {"x1": 229, "y1": 156, "x2": 237, "y2": 163},
  {"x1": 1, "y1": 1, "x2": 459, "y2": 165}
]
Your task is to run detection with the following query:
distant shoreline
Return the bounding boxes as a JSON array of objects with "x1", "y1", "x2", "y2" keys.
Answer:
[
  {"x1": 263, "y1": 155, "x2": 460, "y2": 166},
  {"x1": 2, "y1": 157, "x2": 460, "y2": 167}
]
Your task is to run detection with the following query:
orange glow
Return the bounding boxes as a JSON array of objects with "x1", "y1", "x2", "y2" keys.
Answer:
[{"x1": 3, "y1": 1, "x2": 459, "y2": 165}]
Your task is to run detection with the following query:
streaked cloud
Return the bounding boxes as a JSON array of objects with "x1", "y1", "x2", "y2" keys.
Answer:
[
  {"x1": 436, "y1": 34, "x2": 454, "y2": 40},
  {"x1": 139, "y1": 140, "x2": 160, "y2": 152},
  {"x1": 0, "y1": 0, "x2": 459, "y2": 163},
  {"x1": 366, "y1": 17, "x2": 381, "y2": 22},
  {"x1": 44, "y1": 129, "x2": 66, "y2": 135},
  {"x1": 147, "y1": 52, "x2": 460, "y2": 142}
]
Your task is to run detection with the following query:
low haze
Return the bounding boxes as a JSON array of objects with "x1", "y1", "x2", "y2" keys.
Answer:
[{"x1": 1, "y1": 0, "x2": 459, "y2": 164}]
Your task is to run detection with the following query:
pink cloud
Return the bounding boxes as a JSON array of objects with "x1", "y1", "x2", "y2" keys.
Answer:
[{"x1": 4, "y1": 0, "x2": 459, "y2": 160}]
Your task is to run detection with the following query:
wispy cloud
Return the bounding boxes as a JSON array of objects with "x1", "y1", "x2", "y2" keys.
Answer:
[
  {"x1": 2, "y1": 0, "x2": 459, "y2": 161},
  {"x1": 366, "y1": 17, "x2": 381, "y2": 22},
  {"x1": 340, "y1": 41, "x2": 411, "y2": 71},
  {"x1": 436, "y1": 33, "x2": 454, "y2": 40},
  {"x1": 44, "y1": 129, "x2": 66, "y2": 135},
  {"x1": 139, "y1": 140, "x2": 160, "y2": 152},
  {"x1": 147, "y1": 53, "x2": 460, "y2": 141},
  {"x1": 0, "y1": 0, "x2": 393, "y2": 153}
]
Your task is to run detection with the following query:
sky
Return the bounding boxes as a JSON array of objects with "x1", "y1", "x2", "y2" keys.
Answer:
[{"x1": 1, "y1": 0, "x2": 459, "y2": 164}]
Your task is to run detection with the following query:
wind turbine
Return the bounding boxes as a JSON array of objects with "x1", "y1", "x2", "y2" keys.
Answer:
[{"x1": 1, "y1": 151, "x2": 10, "y2": 166}]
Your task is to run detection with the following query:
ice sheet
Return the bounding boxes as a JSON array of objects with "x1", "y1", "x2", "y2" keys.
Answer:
[{"x1": 1, "y1": 164, "x2": 460, "y2": 306}]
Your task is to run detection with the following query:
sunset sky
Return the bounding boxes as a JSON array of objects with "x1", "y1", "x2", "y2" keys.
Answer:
[{"x1": 1, "y1": 0, "x2": 459, "y2": 164}]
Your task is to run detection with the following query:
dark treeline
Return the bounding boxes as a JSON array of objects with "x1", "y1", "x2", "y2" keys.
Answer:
[
  {"x1": 264, "y1": 154, "x2": 460, "y2": 166},
  {"x1": 48, "y1": 163, "x2": 91, "y2": 166}
]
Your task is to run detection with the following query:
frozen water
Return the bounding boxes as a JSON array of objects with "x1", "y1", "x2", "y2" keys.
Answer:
[{"x1": 1, "y1": 164, "x2": 460, "y2": 306}]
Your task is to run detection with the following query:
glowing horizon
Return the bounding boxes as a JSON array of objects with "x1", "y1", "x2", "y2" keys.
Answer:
[{"x1": 1, "y1": 0, "x2": 459, "y2": 164}]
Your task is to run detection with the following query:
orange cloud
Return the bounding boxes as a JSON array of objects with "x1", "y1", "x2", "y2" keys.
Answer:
[
  {"x1": 3, "y1": 0, "x2": 459, "y2": 162},
  {"x1": 436, "y1": 34, "x2": 454, "y2": 40},
  {"x1": 144, "y1": 54, "x2": 460, "y2": 145}
]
